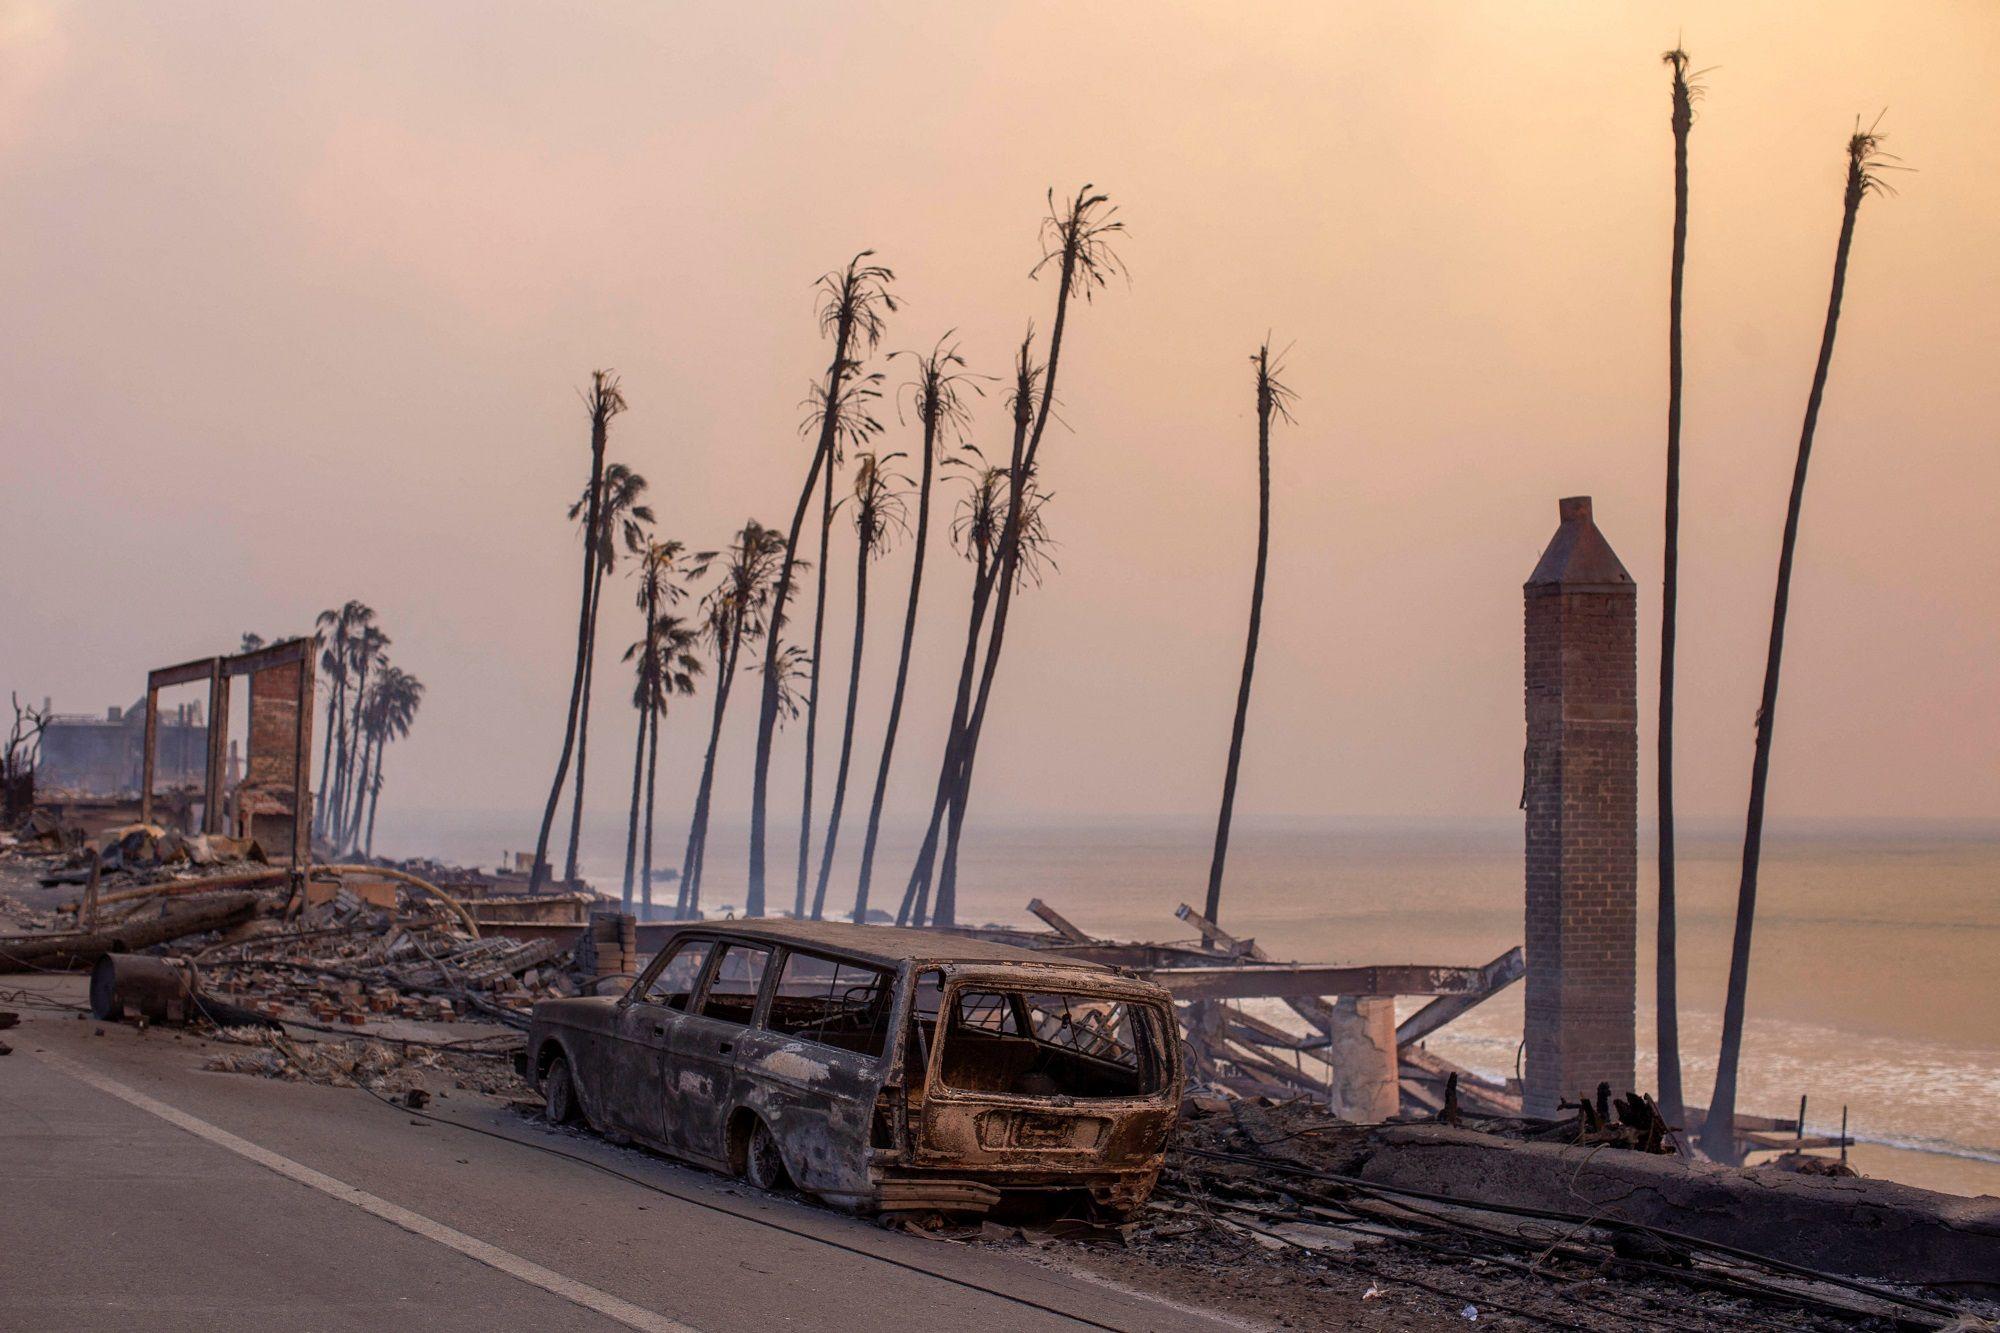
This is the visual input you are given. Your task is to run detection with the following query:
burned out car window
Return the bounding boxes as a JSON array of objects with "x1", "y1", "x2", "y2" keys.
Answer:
[
  {"x1": 639, "y1": 938, "x2": 713, "y2": 1010},
  {"x1": 696, "y1": 944, "x2": 770, "y2": 1026},
  {"x1": 954, "y1": 990, "x2": 1021, "y2": 1036},
  {"x1": 937, "y1": 988, "x2": 1169, "y2": 1100},
  {"x1": 767, "y1": 952, "x2": 893, "y2": 1059}
]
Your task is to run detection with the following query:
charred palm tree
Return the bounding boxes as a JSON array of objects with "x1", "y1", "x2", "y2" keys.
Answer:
[
  {"x1": 620, "y1": 539, "x2": 692, "y2": 907},
  {"x1": 851, "y1": 337, "x2": 982, "y2": 922},
  {"x1": 793, "y1": 378, "x2": 884, "y2": 914},
  {"x1": 360, "y1": 665, "x2": 424, "y2": 859},
  {"x1": 900, "y1": 337, "x2": 1040, "y2": 926},
  {"x1": 935, "y1": 187, "x2": 1121, "y2": 924},
  {"x1": 1656, "y1": 45, "x2": 1704, "y2": 1130},
  {"x1": 313, "y1": 601, "x2": 368, "y2": 829},
  {"x1": 565, "y1": 462, "x2": 654, "y2": 883},
  {"x1": 1702, "y1": 124, "x2": 1895, "y2": 1162},
  {"x1": 679, "y1": 521, "x2": 790, "y2": 918},
  {"x1": 336, "y1": 623, "x2": 389, "y2": 851},
  {"x1": 748, "y1": 254, "x2": 896, "y2": 916},
  {"x1": 796, "y1": 458, "x2": 835, "y2": 919},
  {"x1": 899, "y1": 432, "x2": 1054, "y2": 927},
  {"x1": 640, "y1": 615, "x2": 701, "y2": 916},
  {"x1": 811, "y1": 453, "x2": 910, "y2": 919},
  {"x1": 531, "y1": 372, "x2": 625, "y2": 893},
  {"x1": 1204, "y1": 341, "x2": 1296, "y2": 926}
]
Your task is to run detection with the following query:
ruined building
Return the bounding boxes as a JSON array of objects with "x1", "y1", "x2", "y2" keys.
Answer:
[{"x1": 38, "y1": 700, "x2": 208, "y2": 796}]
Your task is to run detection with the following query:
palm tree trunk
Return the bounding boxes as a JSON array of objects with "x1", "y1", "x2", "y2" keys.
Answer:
[
  {"x1": 564, "y1": 570, "x2": 606, "y2": 885},
  {"x1": 334, "y1": 657, "x2": 371, "y2": 848},
  {"x1": 531, "y1": 409, "x2": 608, "y2": 894},
  {"x1": 1204, "y1": 359, "x2": 1273, "y2": 926},
  {"x1": 680, "y1": 626, "x2": 742, "y2": 918},
  {"x1": 1702, "y1": 137, "x2": 1871, "y2": 1162},
  {"x1": 623, "y1": 697, "x2": 648, "y2": 910},
  {"x1": 749, "y1": 313, "x2": 858, "y2": 916},
  {"x1": 854, "y1": 409, "x2": 938, "y2": 922},
  {"x1": 364, "y1": 738, "x2": 386, "y2": 858},
  {"x1": 897, "y1": 553, "x2": 995, "y2": 927},
  {"x1": 1657, "y1": 51, "x2": 1694, "y2": 1129},
  {"x1": 346, "y1": 721, "x2": 377, "y2": 855},
  {"x1": 642, "y1": 692, "x2": 661, "y2": 916},
  {"x1": 624, "y1": 581, "x2": 660, "y2": 906},
  {"x1": 812, "y1": 536, "x2": 871, "y2": 919},
  {"x1": 796, "y1": 463, "x2": 835, "y2": 917},
  {"x1": 936, "y1": 750, "x2": 973, "y2": 922},
  {"x1": 315, "y1": 669, "x2": 343, "y2": 827},
  {"x1": 327, "y1": 680, "x2": 352, "y2": 845}
]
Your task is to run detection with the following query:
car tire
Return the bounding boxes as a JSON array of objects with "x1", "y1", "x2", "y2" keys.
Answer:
[
  {"x1": 743, "y1": 1118, "x2": 790, "y2": 1192},
  {"x1": 543, "y1": 1053, "x2": 580, "y2": 1125}
]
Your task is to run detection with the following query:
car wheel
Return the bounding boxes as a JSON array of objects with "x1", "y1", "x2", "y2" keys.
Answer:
[
  {"x1": 543, "y1": 1053, "x2": 580, "y2": 1125},
  {"x1": 743, "y1": 1118, "x2": 790, "y2": 1192}
]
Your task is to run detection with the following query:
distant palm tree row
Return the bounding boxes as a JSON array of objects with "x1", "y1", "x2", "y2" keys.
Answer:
[
  {"x1": 312, "y1": 601, "x2": 425, "y2": 859},
  {"x1": 520, "y1": 190, "x2": 1130, "y2": 926}
]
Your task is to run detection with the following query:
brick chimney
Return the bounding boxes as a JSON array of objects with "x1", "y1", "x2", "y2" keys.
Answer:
[{"x1": 1522, "y1": 496, "x2": 1637, "y2": 1116}]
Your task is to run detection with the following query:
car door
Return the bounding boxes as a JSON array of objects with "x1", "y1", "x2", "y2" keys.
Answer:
[
  {"x1": 668, "y1": 940, "x2": 771, "y2": 1164},
  {"x1": 733, "y1": 949, "x2": 899, "y2": 1195},
  {"x1": 611, "y1": 935, "x2": 716, "y2": 1146}
]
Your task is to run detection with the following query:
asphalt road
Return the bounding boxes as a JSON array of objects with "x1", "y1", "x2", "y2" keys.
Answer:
[{"x1": 0, "y1": 975, "x2": 1237, "y2": 1333}]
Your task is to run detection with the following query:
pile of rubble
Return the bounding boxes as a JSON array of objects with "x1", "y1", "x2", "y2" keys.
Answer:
[
  {"x1": 201, "y1": 1028, "x2": 526, "y2": 1100},
  {"x1": 199, "y1": 887, "x2": 579, "y2": 1029},
  {"x1": 1013, "y1": 1098, "x2": 1994, "y2": 1332},
  {"x1": 1, "y1": 811, "x2": 612, "y2": 1036}
]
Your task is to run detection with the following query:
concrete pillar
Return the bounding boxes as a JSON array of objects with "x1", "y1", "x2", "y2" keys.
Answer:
[
  {"x1": 1325, "y1": 996, "x2": 1399, "y2": 1121},
  {"x1": 1522, "y1": 496, "x2": 1638, "y2": 1116}
]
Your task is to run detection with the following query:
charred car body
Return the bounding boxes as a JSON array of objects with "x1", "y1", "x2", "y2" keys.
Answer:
[{"x1": 526, "y1": 918, "x2": 1182, "y2": 1216}]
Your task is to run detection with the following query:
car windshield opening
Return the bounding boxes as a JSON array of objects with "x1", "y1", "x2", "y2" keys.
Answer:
[{"x1": 931, "y1": 987, "x2": 1168, "y2": 1099}]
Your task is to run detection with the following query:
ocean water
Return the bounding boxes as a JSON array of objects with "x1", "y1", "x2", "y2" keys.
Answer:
[{"x1": 384, "y1": 810, "x2": 2000, "y2": 1198}]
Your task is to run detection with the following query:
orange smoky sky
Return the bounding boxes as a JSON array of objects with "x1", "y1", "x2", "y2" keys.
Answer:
[{"x1": 2, "y1": 2, "x2": 1995, "y2": 837}]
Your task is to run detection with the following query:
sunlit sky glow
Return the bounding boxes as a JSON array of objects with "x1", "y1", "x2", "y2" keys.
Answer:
[{"x1": 3, "y1": 2, "x2": 1995, "y2": 835}]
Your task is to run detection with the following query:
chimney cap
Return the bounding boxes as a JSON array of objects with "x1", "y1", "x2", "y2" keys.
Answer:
[{"x1": 1526, "y1": 494, "x2": 1633, "y2": 589}]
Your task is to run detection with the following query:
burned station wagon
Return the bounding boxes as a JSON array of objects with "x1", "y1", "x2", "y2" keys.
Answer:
[{"x1": 526, "y1": 919, "x2": 1183, "y2": 1217}]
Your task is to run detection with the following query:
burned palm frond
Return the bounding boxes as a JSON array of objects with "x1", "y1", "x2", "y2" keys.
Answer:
[
  {"x1": 796, "y1": 371, "x2": 887, "y2": 465},
  {"x1": 851, "y1": 450, "x2": 912, "y2": 560},
  {"x1": 569, "y1": 462, "x2": 655, "y2": 574},
  {"x1": 578, "y1": 367, "x2": 628, "y2": 423},
  {"x1": 815, "y1": 251, "x2": 899, "y2": 352},
  {"x1": 1032, "y1": 185, "x2": 1127, "y2": 300},
  {"x1": 697, "y1": 520, "x2": 792, "y2": 658},
  {"x1": 950, "y1": 453, "x2": 1054, "y2": 590},
  {"x1": 1847, "y1": 113, "x2": 1908, "y2": 200},
  {"x1": 1252, "y1": 339, "x2": 1299, "y2": 427},
  {"x1": 757, "y1": 643, "x2": 813, "y2": 724},
  {"x1": 893, "y1": 332, "x2": 989, "y2": 441}
]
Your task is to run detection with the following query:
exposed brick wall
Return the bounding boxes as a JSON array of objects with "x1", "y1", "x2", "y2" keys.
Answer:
[
  {"x1": 1523, "y1": 497, "x2": 1637, "y2": 1116},
  {"x1": 246, "y1": 663, "x2": 302, "y2": 790}
]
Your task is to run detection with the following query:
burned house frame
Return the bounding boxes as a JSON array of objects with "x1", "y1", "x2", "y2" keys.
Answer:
[{"x1": 138, "y1": 638, "x2": 316, "y2": 864}]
